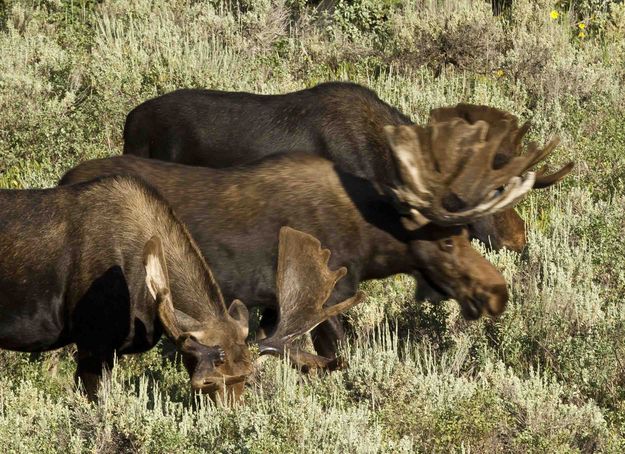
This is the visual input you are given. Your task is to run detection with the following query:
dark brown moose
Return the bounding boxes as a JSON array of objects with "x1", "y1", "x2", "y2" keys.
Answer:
[
  {"x1": 123, "y1": 84, "x2": 570, "y2": 253},
  {"x1": 62, "y1": 107, "x2": 571, "y2": 359},
  {"x1": 0, "y1": 176, "x2": 362, "y2": 401}
]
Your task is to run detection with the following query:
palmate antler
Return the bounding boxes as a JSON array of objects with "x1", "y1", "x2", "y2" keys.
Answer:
[
  {"x1": 386, "y1": 105, "x2": 573, "y2": 226},
  {"x1": 429, "y1": 104, "x2": 574, "y2": 189},
  {"x1": 257, "y1": 227, "x2": 366, "y2": 370}
]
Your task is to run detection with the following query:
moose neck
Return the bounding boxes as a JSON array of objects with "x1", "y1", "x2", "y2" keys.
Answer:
[
  {"x1": 333, "y1": 170, "x2": 420, "y2": 280},
  {"x1": 115, "y1": 178, "x2": 229, "y2": 322},
  {"x1": 157, "y1": 221, "x2": 228, "y2": 322}
]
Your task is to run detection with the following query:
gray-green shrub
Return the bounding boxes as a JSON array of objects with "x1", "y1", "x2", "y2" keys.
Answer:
[{"x1": 0, "y1": 0, "x2": 624, "y2": 451}]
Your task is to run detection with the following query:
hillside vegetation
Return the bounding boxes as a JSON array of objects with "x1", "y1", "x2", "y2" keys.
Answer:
[{"x1": 1, "y1": 0, "x2": 624, "y2": 452}]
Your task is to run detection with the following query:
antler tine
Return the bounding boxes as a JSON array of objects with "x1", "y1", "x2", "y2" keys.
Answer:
[
  {"x1": 487, "y1": 136, "x2": 562, "y2": 189},
  {"x1": 258, "y1": 227, "x2": 366, "y2": 361},
  {"x1": 526, "y1": 137, "x2": 561, "y2": 170},
  {"x1": 384, "y1": 125, "x2": 435, "y2": 200},
  {"x1": 430, "y1": 104, "x2": 517, "y2": 126},
  {"x1": 413, "y1": 172, "x2": 535, "y2": 226},
  {"x1": 534, "y1": 161, "x2": 574, "y2": 188},
  {"x1": 436, "y1": 173, "x2": 537, "y2": 225},
  {"x1": 432, "y1": 104, "x2": 526, "y2": 165},
  {"x1": 512, "y1": 121, "x2": 531, "y2": 152}
]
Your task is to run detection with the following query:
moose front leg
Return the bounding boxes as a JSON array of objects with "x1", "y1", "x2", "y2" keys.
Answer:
[
  {"x1": 74, "y1": 347, "x2": 114, "y2": 401},
  {"x1": 310, "y1": 276, "x2": 359, "y2": 362},
  {"x1": 310, "y1": 316, "x2": 345, "y2": 361}
]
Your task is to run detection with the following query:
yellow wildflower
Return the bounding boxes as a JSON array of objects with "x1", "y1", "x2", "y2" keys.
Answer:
[
  {"x1": 578, "y1": 23, "x2": 586, "y2": 29},
  {"x1": 496, "y1": 69, "x2": 505, "y2": 78},
  {"x1": 550, "y1": 10, "x2": 559, "y2": 20},
  {"x1": 578, "y1": 31, "x2": 586, "y2": 38}
]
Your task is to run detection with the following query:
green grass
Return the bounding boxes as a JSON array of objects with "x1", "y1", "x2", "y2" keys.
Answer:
[{"x1": 1, "y1": 0, "x2": 625, "y2": 451}]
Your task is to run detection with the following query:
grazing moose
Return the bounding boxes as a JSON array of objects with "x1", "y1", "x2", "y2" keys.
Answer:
[
  {"x1": 62, "y1": 107, "x2": 571, "y2": 359},
  {"x1": 122, "y1": 84, "x2": 570, "y2": 252},
  {"x1": 0, "y1": 175, "x2": 362, "y2": 400}
]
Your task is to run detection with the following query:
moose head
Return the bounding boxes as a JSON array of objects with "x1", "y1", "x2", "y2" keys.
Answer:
[
  {"x1": 143, "y1": 227, "x2": 365, "y2": 402},
  {"x1": 385, "y1": 106, "x2": 573, "y2": 318}
]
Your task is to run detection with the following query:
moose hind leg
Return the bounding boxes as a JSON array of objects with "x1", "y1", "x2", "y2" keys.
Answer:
[{"x1": 74, "y1": 347, "x2": 114, "y2": 401}]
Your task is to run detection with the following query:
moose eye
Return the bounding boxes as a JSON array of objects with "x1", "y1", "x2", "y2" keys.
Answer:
[{"x1": 440, "y1": 238, "x2": 454, "y2": 252}]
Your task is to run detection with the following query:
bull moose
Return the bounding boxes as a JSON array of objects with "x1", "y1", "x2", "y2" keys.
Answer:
[
  {"x1": 122, "y1": 83, "x2": 570, "y2": 252},
  {"x1": 62, "y1": 107, "x2": 572, "y2": 359},
  {"x1": 0, "y1": 175, "x2": 363, "y2": 400}
]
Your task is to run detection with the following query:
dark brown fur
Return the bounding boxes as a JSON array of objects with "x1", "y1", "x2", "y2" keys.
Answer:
[
  {"x1": 123, "y1": 82, "x2": 527, "y2": 254},
  {"x1": 0, "y1": 176, "x2": 251, "y2": 400},
  {"x1": 61, "y1": 155, "x2": 508, "y2": 358}
]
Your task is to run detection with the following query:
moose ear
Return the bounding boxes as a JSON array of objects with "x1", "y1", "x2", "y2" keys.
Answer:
[
  {"x1": 228, "y1": 299, "x2": 249, "y2": 340},
  {"x1": 143, "y1": 235, "x2": 171, "y2": 301}
]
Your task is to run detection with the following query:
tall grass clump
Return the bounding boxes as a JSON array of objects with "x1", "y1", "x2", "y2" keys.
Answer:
[{"x1": 1, "y1": 0, "x2": 624, "y2": 451}]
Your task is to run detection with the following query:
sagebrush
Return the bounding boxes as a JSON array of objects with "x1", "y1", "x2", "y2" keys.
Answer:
[{"x1": 0, "y1": 0, "x2": 624, "y2": 452}]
